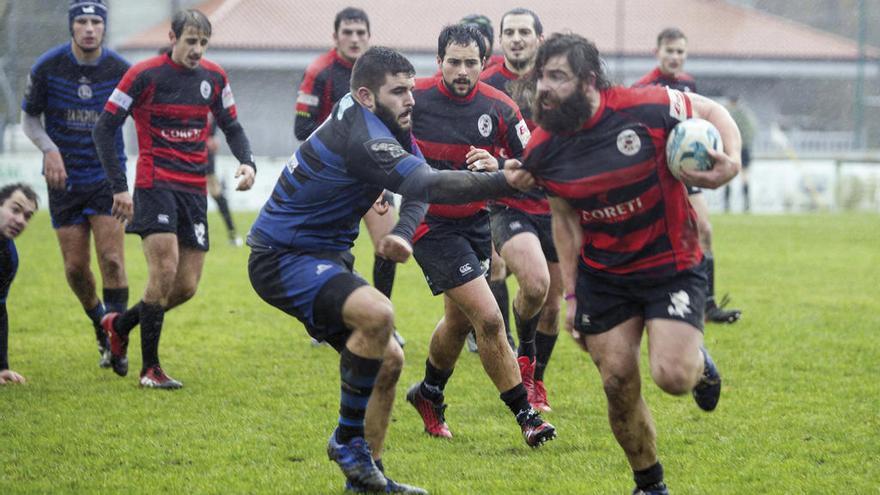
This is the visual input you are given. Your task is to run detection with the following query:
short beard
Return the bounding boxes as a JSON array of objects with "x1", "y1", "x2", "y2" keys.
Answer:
[
  {"x1": 444, "y1": 78, "x2": 474, "y2": 97},
  {"x1": 74, "y1": 41, "x2": 100, "y2": 53},
  {"x1": 532, "y1": 88, "x2": 592, "y2": 134},
  {"x1": 507, "y1": 57, "x2": 530, "y2": 72},
  {"x1": 374, "y1": 100, "x2": 407, "y2": 139}
]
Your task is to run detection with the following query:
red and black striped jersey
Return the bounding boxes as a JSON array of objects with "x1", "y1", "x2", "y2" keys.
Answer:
[
  {"x1": 412, "y1": 76, "x2": 529, "y2": 222},
  {"x1": 524, "y1": 85, "x2": 702, "y2": 279},
  {"x1": 294, "y1": 49, "x2": 353, "y2": 141},
  {"x1": 103, "y1": 53, "x2": 241, "y2": 194},
  {"x1": 632, "y1": 67, "x2": 697, "y2": 93},
  {"x1": 480, "y1": 63, "x2": 550, "y2": 215}
]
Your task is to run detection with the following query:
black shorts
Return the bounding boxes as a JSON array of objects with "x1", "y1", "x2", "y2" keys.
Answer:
[
  {"x1": 412, "y1": 211, "x2": 492, "y2": 295},
  {"x1": 490, "y1": 206, "x2": 558, "y2": 263},
  {"x1": 48, "y1": 181, "x2": 114, "y2": 229},
  {"x1": 206, "y1": 152, "x2": 216, "y2": 176},
  {"x1": 128, "y1": 187, "x2": 209, "y2": 251},
  {"x1": 573, "y1": 259, "x2": 708, "y2": 335},
  {"x1": 248, "y1": 246, "x2": 368, "y2": 350}
]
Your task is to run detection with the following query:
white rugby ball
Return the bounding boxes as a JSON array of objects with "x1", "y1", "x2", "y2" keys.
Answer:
[{"x1": 665, "y1": 118, "x2": 723, "y2": 181}]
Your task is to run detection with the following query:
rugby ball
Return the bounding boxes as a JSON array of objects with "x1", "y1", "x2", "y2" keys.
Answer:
[{"x1": 665, "y1": 118, "x2": 723, "y2": 181}]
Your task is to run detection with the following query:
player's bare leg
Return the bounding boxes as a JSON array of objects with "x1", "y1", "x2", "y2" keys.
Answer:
[
  {"x1": 164, "y1": 247, "x2": 205, "y2": 311},
  {"x1": 90, "y1": 215, "x2": 127, "y2": 291},
  {"x1": 584, "y1": 317, "x2": 658, "y2": 470},
  {"x1": 56, "y1": 223, "x2": 109, "y2": 365},
  {"x1": 364, "y1": 337, "x2": 404, "y2": 460}
]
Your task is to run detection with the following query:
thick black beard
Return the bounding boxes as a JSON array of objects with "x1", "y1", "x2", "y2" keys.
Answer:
[
  {"x1": 443, "y1": 78, "x2": 475, "y2": 97},
  {"x1": 532, "y1": 88, "x2": 592, "y2": 134},
  {"x1": 374, "y1": 100, "x2": 408, "y2": 142}
]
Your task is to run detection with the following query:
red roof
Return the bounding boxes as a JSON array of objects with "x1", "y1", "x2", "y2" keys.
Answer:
[{"x1": 120, "y1": 0, "x2": 878, "y2": 59}]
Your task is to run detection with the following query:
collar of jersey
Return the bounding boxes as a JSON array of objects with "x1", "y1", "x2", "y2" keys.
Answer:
[
  {"x1": 332, "y1": 49, "x2": 354, "y2": 69},
  {"x1": 435, "y1": 76, "x2": 479, "y2": 103}
]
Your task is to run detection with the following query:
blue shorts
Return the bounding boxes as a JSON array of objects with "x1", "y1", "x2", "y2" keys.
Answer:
[
  {"x1": 48, "y1": 182, "x2": 114, "y2": 229},
  {"x1": 248, "y1": 245, "x2": 368, "y2": 346}
]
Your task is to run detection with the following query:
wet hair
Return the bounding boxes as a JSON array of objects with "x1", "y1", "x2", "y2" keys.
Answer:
[
  {"x1": 657, "y1": 27, "x2": 687, "y2": 47},
  {"x1": 0, "y1": 183, "x2": 39, "y2": 209},
  {"x1": 170, "y1": 9, "x2": 212, "y2": 39},
  {"x1": 437, "y1": 24, "x2": 487, "y2": 61},
  {"x1": 459, "y1": 14, "x2": 494, "y2": 53},
  {"x1": 334, "y1": 7, "x2": 370, "y2": 35},
  {"x1": 351, "y1": 46, "x2": 414, "y2": 94},
  {"x1": 533, "y1": 32, "x2": 611, "y2": 90},
  {"x1": 500, "y1": 8, "x2": 543, "y2": 37}
]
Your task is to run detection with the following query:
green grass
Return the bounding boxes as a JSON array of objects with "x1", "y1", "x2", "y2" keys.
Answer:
[{"x1": 1, "y1": 212, "x2": 878, "y2": 494}]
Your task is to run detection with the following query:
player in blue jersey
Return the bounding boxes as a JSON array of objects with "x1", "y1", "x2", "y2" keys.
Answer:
[
  {"x1": 0, "y1": 184, "x2": 39, "y2": 385},
  {"x1": 248, "y1": 46, "x2": 528, "y2": 494},
  {"x1": 21, "y1": 0, "x2": 129, "y2": 368}
]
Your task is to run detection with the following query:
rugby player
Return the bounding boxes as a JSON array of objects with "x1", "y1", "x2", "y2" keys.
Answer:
[
  {"x1": 519, "y1": 33, "x2": 738, "y2": 494},
  {"x1": 93, "y1": 10, "x2": 256, "y2": 389},
  {"x1": 402, "y1": 24, "x2": 556, "y2": 448},
  {"x1": 21, "y1": 0, "x2": 130, "y2": 368},
  {"x1": 249, "y1": 45, "x2": 526, "y2": 493},
  {"x1": 633, "y1": 28, "x2": 742, "y2": 324},
  {"x1": 480, "y1": 8, "x2": 560, "y2": 412},
  {"x1": 0, "y1": 184, "x2": 39, "y2": 385},
  {"x1": 294, "y1": 8, "x2": 403, "y2": 343}
]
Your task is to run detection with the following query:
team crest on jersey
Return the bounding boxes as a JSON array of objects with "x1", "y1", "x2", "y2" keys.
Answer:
[
  {"x1": 478, "y1": 114, "x2": 493, "y2": 137},
  {"x1": 77, "y1": 84, "x2": 93, "y2": 100},
  {"x1": 200, "y1": 80, "x2": 211, "y2": 100},
  {"x1": 616, "y1": 129, "x2": 641, "y2": 156},
  {"x1": 667, "y1": 290, "x2": 692, "y2": 318}
]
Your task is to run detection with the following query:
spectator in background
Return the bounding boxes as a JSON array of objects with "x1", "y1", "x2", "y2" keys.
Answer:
[{"x1": 725, "y1": 95, "x2": 757, "y2": 212}]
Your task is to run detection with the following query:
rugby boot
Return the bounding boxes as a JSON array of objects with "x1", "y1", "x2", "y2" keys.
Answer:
[
  {"x1": 101, "y1": 313, "x2": 128, "y2": 377},
  {"x1": 692, "y1": 346, "x2": 721, "y2": 411},
  {"x1": 705, "y1": 294, "x2": 741, "y2": 324},
  {"x1": 406, "y1": 383, "x2": 452, "y2": 438},
  {"x1": 532, "y1": 380, "x2": 552, "y2": 413},
  {"x1": 516, "y1": 408, "x2": 557, "y2": 448},
  {"x1": 327, "y1": 429, "x2": 386, "y2": 492},
  {"x1": 345, "y1": 476, "x2": 428, "y2": 494},
  {"x1": 517, "y1": 356, "x2": 537, "y2": 406},
  {"x1": 633, "y1": 482, "x2": 669, "y2": 494},
  {"x1": 139, "y1": 365, "x2": 183, "y2": 389}
]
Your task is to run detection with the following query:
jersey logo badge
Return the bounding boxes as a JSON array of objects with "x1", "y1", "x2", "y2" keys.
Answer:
[
  {"x1": 194, "y1": 222, "x2": 206, "y2": 246},
  {"x1": 82, "y1": 6, "x2": 95, "y2": 13},
  {"x1": 297, "y1": 92, "x2": 320, "y2": 107},
  {"x1": 667, "y1": 290, "x2": 692, "y2": 318},
  {"x1": 459, "y1": 263, "x2": 473, "y2": 275},
  {"x1": 580, "y1": 314, "x2": 590, "y2": 326},
  {"x1": 200, "y1": 80, "x2": 211, "y2": 100},
  {"x1": 316, "y1": 264, "x2": 333, "y2": 275},
  {"x1": 616, "y1": 129, "x2": 641, "y2": 156},
  {"x1": 478, "y1": 114, "x2": 493, "y2": 137},
  {"x1": 509, "y1": 221, "x2": 522, "y2": 231},
  {"x1": 77, "y1": 84, "x2": 92, "y2": 100},
  {"x1": 365, "y1": 139, "x2": 407, "y2": 174},
  {"x1": 157, "y1": 214, "x2": 169, "y2": 224}
]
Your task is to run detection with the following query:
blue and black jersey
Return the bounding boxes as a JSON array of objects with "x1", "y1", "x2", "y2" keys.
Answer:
[
  {"x1": 251, "y1": 94, "x2": 425, "y2": 252},
  {"x1": 0, "y1": 237, "x2": 18, "y2": 370},
  {"x1": 21, "y1": 43, "x2": 129, "y2": 189}
]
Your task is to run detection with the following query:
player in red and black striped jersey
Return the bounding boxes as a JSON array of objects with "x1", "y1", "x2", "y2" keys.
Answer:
[
  {"x1": 516, "y1": 33, "x2": 741, "y2": 494},
  {"x1": 93, "y1": 10, "x2": 255, "y2": 389},
  {"x1": 403, "y1": 24, "x2": 555, "y2": 448},
  {"x1": 294, "y1": 9, "x2": 403, "y2": 343},
  {"x1": 480, "y1": 8, "x2": 562, "y2": 412},
  {"x1": 633, "y1": 28, "x2": 742, "y2": 325}
]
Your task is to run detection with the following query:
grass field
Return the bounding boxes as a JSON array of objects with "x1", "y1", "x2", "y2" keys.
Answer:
[{"x1": 1, "y1": 212, "x2": 878, "y2": 494}]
